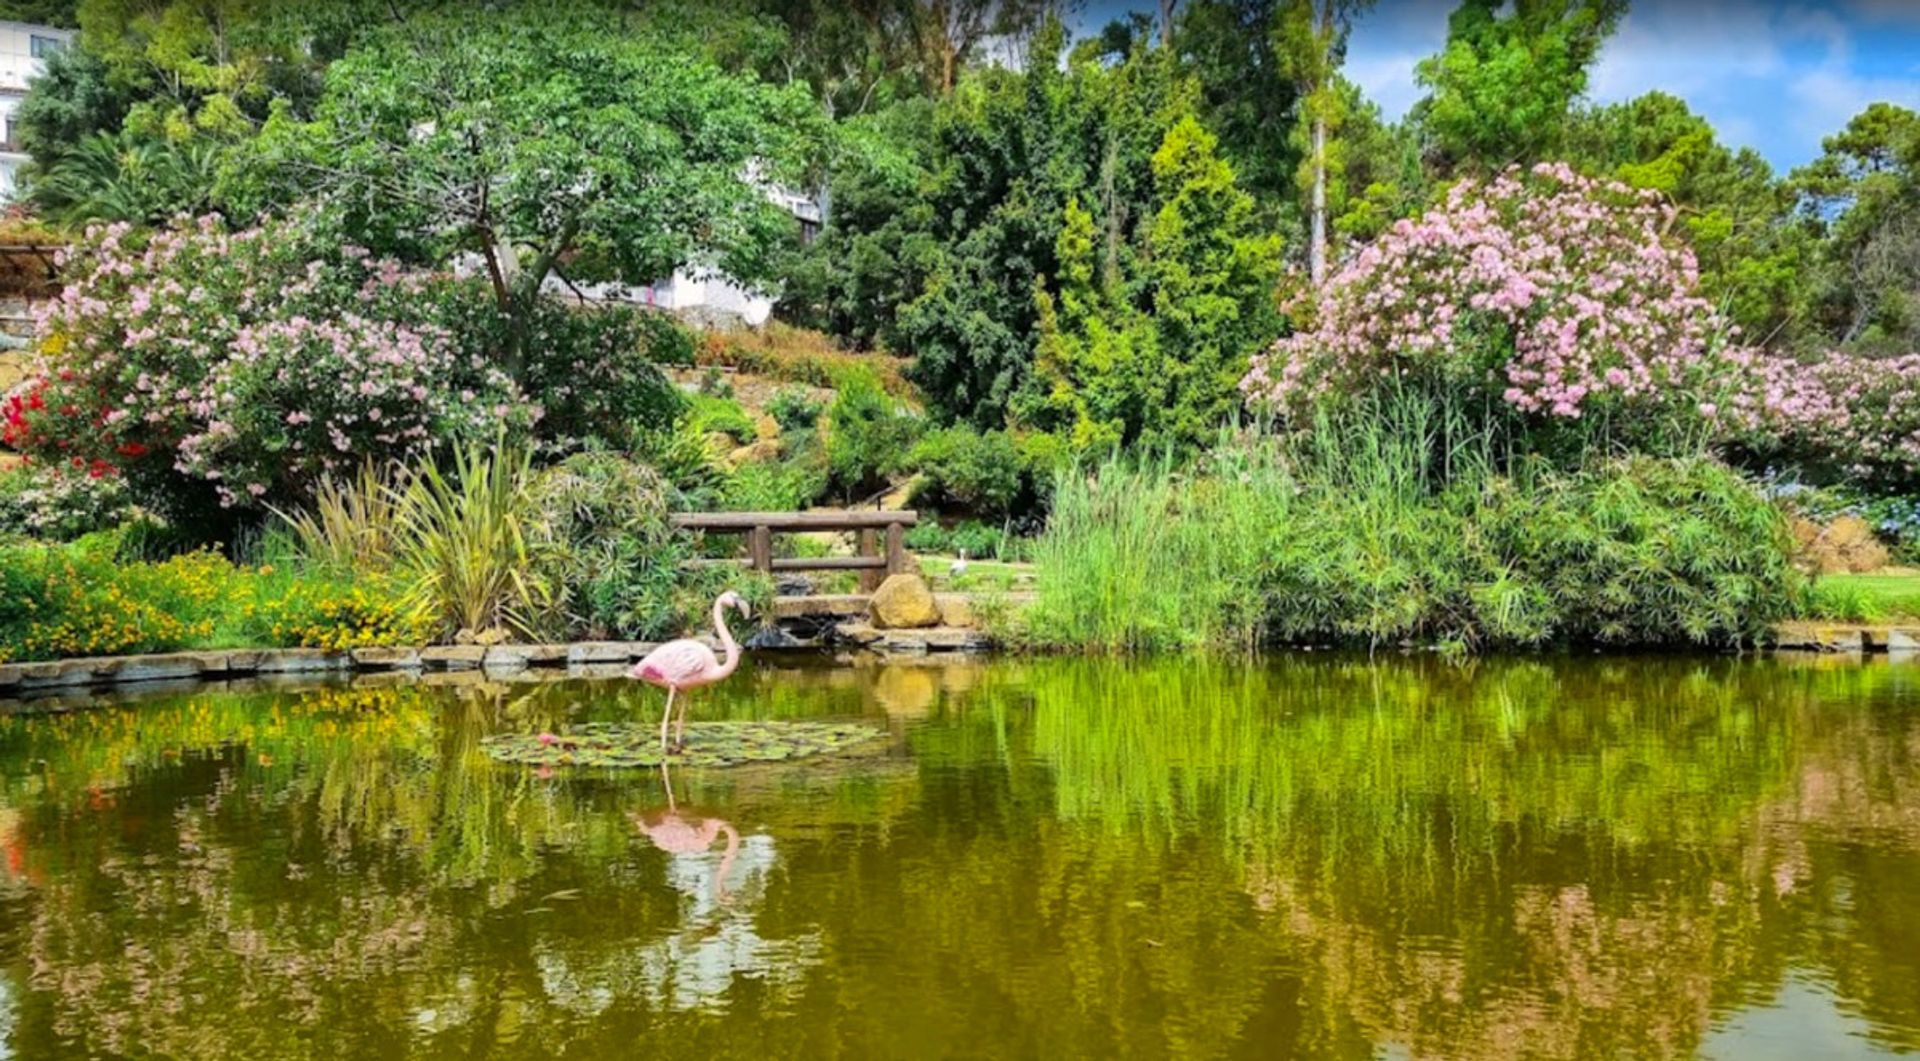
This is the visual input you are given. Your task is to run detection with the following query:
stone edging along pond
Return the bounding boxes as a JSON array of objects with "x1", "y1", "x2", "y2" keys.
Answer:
[
  {"x1": 0, "y1": 629, "x2": 995, "y2": 700},
  {"x1": 0, "y1": 620, "x2": 1904, "y2": 701}
]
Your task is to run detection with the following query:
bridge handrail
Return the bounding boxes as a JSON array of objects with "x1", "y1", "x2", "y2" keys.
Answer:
[{"x1": 671, "y1": 510, "x2": 918, "y2": 591}]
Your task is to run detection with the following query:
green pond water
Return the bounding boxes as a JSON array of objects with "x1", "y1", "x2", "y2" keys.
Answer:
[{"x1": 0, "y1": 653, "x2": 1916, "y2": 1059}]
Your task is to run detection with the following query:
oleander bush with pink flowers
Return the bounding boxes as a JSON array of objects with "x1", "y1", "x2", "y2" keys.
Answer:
[
  {"x1": 1242, "y1": 161, "x2": 1920, "y2": 494},
  {"x1": 5, "y1": 210, "x2": 698, "y2": 530},
  {"x1": 8, "y1": 211, "x2": 530, "y2": 518},
  {"x1": 1243, "y1": 163, "x2": 1741, "y2": 458}
]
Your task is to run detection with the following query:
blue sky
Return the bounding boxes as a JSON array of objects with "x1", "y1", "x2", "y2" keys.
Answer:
[{"x1": 1073, "y1": 0, "x2": 1920, "y2": 174}]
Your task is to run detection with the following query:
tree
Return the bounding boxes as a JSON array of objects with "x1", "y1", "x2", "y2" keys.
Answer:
[
  {"x1": 1169, "y1": 0, "x2": 1301, "y2": 206},
  {"x1": 239, "y1": 7, "x2": 819, "y2": 373},
  {"x1": 1567, "y1": 91, "x2": 1806, "y2": 345},
  {"x1": 1027, "y1": 118, "x2": 1281, "y2": 448},
  {"x1": 906, "y1": 0, "x2": 1057, "y2": 96},
  {"x1": 0, "y1": 0, "x2": 77, "y2": 24},
  {"x1": 1273, "y1": 0, "x2": 1372, "y2": 286},
  {"x1": 1788, "y1": 102, "x2": 1920, "y2": 349},
  {"x1": 1413, "y1": 0, "x2": 1625, "y2": 173},
  {"x1": 1140, "y1": 116, "x2": 1282, "y2": 443}
]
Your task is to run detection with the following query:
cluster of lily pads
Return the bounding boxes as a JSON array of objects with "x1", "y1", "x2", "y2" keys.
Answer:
[{"x1": 482, "y1": 720, "x2": 885, "y2": 769}]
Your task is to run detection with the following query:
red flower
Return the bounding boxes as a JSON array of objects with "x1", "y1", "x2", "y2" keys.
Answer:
[{"x1": 115, "y1": 441, "x2": 148, "y2": 459}]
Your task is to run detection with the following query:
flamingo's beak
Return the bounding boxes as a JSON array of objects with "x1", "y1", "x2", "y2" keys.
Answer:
[{"x1": 738, "y1": 600, "x2": 754, "y2": 620}]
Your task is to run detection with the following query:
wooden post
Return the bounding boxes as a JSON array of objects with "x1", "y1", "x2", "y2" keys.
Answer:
[
  {"x1": 857, "y1": 528, "x2": 881, "y2": 593},
  {"x1": 749, "y1": 524, "x2": 773, "y2": 575},
  {"x1": 886, "y1": 521, "x2": 908, "y2": 576}
]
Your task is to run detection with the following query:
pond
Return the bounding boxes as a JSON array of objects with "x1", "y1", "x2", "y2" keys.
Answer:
[{"x1": 0, "y1": 653, "x2": 1916, "y2": 1059}]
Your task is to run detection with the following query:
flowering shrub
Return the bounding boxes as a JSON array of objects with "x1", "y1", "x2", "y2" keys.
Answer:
[
  {"x1": 0, "y1": 533, "x2": 427, "y2": 662},
  {"x1": 1723, "y1": 348, "x2": 1920, "y2": 486},
  {"x1": 0, "y1": 462, "x2": 132, "y2": 541},
  {"x1": 10, "y1": 212, "x2": 527, "y2": 510},
  {"x1": 1244, "y1": 164, "x2": 1734, "y2": 441}
]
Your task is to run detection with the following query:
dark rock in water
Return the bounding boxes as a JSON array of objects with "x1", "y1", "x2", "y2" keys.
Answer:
[
  {"x1": 776, "y1": 574, "x2": 816, "y2": 596},
  {"x1": 746, "y1": 626, "x2": 812, "y2": 650}
]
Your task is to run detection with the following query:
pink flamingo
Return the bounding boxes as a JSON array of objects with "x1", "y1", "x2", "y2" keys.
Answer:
[{"x1": 631, "y1": 590, "x2": 751, "y2": 753}]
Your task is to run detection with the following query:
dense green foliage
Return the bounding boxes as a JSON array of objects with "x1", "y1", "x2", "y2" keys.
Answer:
[{"x1": 1023, "y1": 396, "x2": 1800, "y2": 653}]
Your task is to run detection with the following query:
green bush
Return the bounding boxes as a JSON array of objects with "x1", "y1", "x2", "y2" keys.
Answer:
[
  {"x1": 825, "y1": 365, "x2": 920, "y2": 501},
  {"x1": 0, "y1": 464, "x2": 133, "y2": 542},
  {"x1": 686, "y1": 393, "x2": 757, "y2": 445},
  {"x1": 907, "y1": 426, "x2": 1024, "y2": 518},
  {"x1": 1023, "y1": 399, "x2": 1799, "y2": 653},
  {"x1": 767, "y1": 386, "x2": 826, "y2": 433},
  {"x1": 524, "y1": 452, "x2": 688, "y2": 640},
  {"x1": 724, "y1": 454, "x2": 827, "y2": 513}
]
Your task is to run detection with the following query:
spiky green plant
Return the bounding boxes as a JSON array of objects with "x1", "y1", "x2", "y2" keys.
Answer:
[
  {"x1": 272, "y1": 462, "x2": 406, "y2": 575},
  {"x1": 390, "y1": 442, "x2": 544, "y2": 639}
]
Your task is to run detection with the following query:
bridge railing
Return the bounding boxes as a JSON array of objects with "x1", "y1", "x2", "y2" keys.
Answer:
[{"x1": 670, "y1": 510, "x2": 918, "y2": 593}]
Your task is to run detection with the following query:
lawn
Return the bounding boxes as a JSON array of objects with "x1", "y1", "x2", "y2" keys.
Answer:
[{"x1": 1805, "y1": 572, "x2": 1920, "y2": 622}]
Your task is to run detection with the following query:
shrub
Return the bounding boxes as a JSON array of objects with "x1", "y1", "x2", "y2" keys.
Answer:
[
  {"x1": 0, "y1": 462, "x2": 132, "y2": 542},
  {"x1": 686, "y1": 393, "x2": 757, "y2": 445},
  {"x1": 724, "y1": 455, "x2": 827, "y2": 512},
  {"x1": 1482, "y1": 456, "x2": 1799, "y2": 646},
  {"x1": 824, "y1": 365, "x2": 920, "y2": 500},
  {"x1": 1244, "y1": 163, "x2": 1736, "y2": 455},
  {"x1": 906, "y1": 425, "x2": 1024, "y2": 517},
  {"x1": 524, "y1": 452, "x2": 688, "y2": 640},
  {"x1": 1723, "y1": 347, "x2": 1920, "y2": 488},
  {"x1": 766, "y1": 386, "x2": 826, "y2": 433},
  {"x1": 9, "y1": 212, "x2": 526, "y2": 515},
  {"x1": 1023, "y1": 400, "x2": 1798, "y2": 653}
]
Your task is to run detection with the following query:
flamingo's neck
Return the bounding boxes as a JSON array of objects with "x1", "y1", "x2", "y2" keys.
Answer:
[{"x1": 712, "y1": 598, "x2": 742, "y2": 677}]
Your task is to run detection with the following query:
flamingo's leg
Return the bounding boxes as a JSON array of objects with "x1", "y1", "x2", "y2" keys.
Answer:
[
  {"x1": 658, "y1": 685, "x2": 677, "y2": 754},
  {"x1": 675, "y1": 690, "x2": 691, "y2": 746}
]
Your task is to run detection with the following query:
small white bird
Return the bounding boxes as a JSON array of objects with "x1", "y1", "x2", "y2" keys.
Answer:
[{"x1": 949, "y1": 548, "x2": 969, "y2": 581}]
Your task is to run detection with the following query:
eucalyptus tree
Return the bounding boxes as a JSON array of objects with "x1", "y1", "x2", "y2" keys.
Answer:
[{"x1": 1273, "y1": 0, "x2": 1372, "y2": 286}]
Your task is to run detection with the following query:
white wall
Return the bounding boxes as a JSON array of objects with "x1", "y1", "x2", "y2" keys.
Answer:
[{"x1": 0, "y1": 21, "x2": 74, "y2": 204}]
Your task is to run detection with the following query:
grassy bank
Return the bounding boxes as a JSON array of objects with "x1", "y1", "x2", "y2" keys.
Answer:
[{"x1": 1013, "y1": 398, "x2": 1802, "y2": 654}]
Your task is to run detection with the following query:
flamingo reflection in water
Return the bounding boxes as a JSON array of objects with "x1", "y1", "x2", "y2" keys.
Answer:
[
  {"x1": 625, "y1": 764, "x2": 822, "y2": 1011},
  {"x1": 630, "y1": 762, "x2": 741, "y2": 902}
]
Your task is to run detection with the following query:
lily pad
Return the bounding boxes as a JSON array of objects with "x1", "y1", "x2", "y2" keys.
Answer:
[{"x1": 482, "y1": 720, "x2": 886, "y2": 769}]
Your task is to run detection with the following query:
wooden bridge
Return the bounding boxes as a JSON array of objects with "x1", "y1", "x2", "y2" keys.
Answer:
[{"x1": 671, "y1": 510, "x2": 919, "y2": 594}]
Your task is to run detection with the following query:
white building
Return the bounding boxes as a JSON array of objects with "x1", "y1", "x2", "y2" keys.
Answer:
[
  {"x1": 0, "y1": 20, "x2": 73, "y2": 203},
  {"x1": 460, "y1": 181, "x2": 824, "y2": 329}
]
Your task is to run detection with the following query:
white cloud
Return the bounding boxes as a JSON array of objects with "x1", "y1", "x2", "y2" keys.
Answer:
[
  {"x1": 1788, "y1": 67, "x2": 1920, "y2": 148},
  {"x1": 1344, "y1": 0, "x2": 1452, "y2": 121}
]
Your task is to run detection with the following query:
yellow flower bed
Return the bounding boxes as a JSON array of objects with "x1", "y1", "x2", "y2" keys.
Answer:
[{"x1": 0, "y1": 539, "x2": 427, "y2": 663}]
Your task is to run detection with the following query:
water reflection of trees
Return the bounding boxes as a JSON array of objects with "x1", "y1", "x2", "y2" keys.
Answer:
[
  {"x1": 955, "y1": 654, "x2": 1920, "y2": 1058},
  {"x1": 0, "y1": 657, "x2": 1911, "y2": 1058}
]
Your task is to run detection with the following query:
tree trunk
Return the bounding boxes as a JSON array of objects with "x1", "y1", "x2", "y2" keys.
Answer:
[
  {"x1": 1310, "y1": 112, "x2": 1328, "y2": 288},
  {"x1": 1159, "y1": 0, "x2": 1177, "y2": 48}
]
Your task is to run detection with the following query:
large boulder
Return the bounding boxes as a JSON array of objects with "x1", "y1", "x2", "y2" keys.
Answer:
[{"x1": 869, "y1": 573, "x2": 941, "y2": 629}]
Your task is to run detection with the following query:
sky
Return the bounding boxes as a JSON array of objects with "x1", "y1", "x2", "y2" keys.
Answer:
[{"x1": 1073, "y1": 0, "x2": 1920, "y2": 174}]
